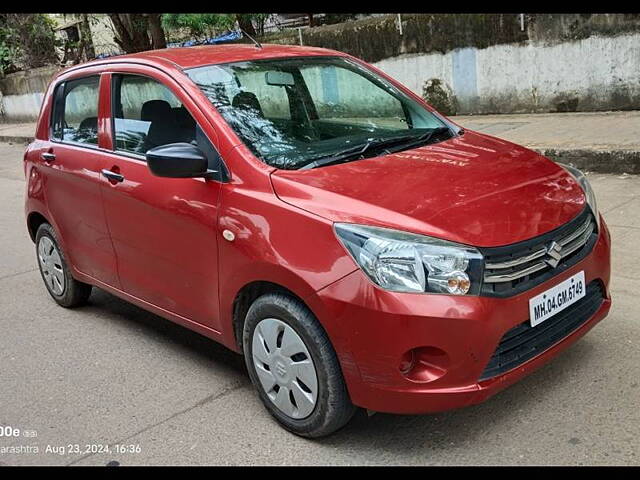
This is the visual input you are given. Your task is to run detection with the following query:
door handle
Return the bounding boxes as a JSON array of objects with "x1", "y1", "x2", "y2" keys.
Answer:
[
  {"x1": 101, "y1": 169, "x2": 125, "y2": 183},
  {"x1": 41, "y1": 152, "x2": 56, "y2": 162}
]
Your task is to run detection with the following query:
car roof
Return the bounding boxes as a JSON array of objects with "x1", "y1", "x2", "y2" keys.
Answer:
[{"x1": 69, "y1": 44, "x2": 348, "y2": 72}]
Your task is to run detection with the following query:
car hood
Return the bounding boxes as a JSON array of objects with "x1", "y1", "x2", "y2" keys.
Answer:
[{"x1": 270, "y1": 131, "x2": 587, "y2": 248}]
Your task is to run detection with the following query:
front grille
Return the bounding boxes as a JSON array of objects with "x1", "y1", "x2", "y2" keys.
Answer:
[
  {"x1": 480, "y1": 208, "x2": 598, "y2": 297},
  {"x1": 479, "y1": 280, "x2": 605, "y2": 381}
]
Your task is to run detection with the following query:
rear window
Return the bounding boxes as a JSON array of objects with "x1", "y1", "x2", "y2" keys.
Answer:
[{"x1": 51, "y1": 76, "x2": 100, "y2": 146}]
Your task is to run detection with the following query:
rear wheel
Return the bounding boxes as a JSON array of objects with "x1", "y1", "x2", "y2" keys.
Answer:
[
  {"x1": 35, "y1": 223, "x2": 92, "y2": 308},
  {"x1": 243, "y1": 293, "x2": 356, "y2": 437}
]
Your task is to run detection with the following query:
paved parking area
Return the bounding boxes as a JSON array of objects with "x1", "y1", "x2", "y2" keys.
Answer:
[
  {"x1": 6, "y1": 110, "x2": 640, "y2": 151},
  {"x1": 452, "y1": 111, "x2": 640, "y2": 151},
  {"x1": 0, "y1": 141, "x2": 638, "y2": 466}
]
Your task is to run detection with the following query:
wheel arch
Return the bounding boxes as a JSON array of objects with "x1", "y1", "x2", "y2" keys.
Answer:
[
  {"x1": 231, "y1": 280, "x2": 309, "y2": 353},
  {"x1": 27, "y1": 211, "x2": 50, "y2": 242}
]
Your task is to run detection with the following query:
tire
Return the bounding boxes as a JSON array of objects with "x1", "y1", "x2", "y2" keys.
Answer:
[
  {"x1": 243, "y1": 293, "x2": 356, "y2": 438},
  {"x1": 35, "y1": 223, "x2": 92, "y2": 308}
]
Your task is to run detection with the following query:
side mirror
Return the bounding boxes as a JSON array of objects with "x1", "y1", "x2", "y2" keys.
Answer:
[{"x1": 146, "y1": 143, "x2": 211, "y2": 179}]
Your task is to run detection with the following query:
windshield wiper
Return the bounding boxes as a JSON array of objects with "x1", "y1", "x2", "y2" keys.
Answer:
[
  {"x1": 299, "y1": 141, "x2": 381, "y2": 170},
  {"x1": 299, "y1": 127, "x2": 452, "y2": 170},
  {"x1": 378, "y1": 126, "x2": 453, "y2": 155}
]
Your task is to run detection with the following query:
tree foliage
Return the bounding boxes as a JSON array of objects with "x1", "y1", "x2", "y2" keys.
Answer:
[
  {"x1": 162, "y1": 13, "x2": 236, "y2": 41},
  {"x1": 0, "y1": 14, "x2": 59, "y2": 75},
  {"x1": 0, "y1": 23, "x2": 18, "y2": 76},
  {"x1": 161, "y1": 13, "x2": 272, "y2": 42}
]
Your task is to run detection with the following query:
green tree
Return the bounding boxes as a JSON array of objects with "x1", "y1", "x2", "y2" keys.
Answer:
[
  {"x1": 244, "y1": 14, "x2": 271, "y2": 36},
  {"x1": 0, "y1": 14, "x2": 59, "y2": 74},
  {"x1": 107, "y1": 14, "x2": 166, "y2": 53},
  {"x1": 0, "y1": 18, "x2": 17, "y2": 76},
  {"x1": 162, "y1": 13, "x2": 236, "y2": 42},
  {"x1": 161, "y1": 13, "x2": 272, "y2": 42}
]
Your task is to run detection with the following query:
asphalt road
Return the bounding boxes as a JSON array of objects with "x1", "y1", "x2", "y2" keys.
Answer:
[{"x1": 0, "y1": 141, "x2": 638, "y2": 466}]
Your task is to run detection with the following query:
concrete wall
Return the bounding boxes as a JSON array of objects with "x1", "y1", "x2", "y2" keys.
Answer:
[
  {"x1": 2, "y1": 14, "x2": 640, "y2": 121},
  {"x1": 0, "y1": 66, "x2": 58, "y2": 122},
  {"x1": 48, "y1": 14, "x2": 121, "y2": 58},
  {"x1": 238, "y1": 13, "x2": 640, "y2": 115},
  {"x1": 374, "y1": 32, "x2": 640, "y2": 114}
]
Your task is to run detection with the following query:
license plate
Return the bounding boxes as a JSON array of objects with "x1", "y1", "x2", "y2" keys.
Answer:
[{"x1": 528, "y1": 271, "x2": 586, "y2": 327}]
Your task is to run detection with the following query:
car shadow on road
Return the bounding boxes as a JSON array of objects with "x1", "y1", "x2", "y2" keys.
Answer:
[
  {"x1": 80, "y1": 285, "x2": 598, "y2": 456},
  {"x1": 318, "y1": 339, "x2": 598, "y2": 456},
  {"x1": 83, "y1": 287, "x2": 248, "y2": 377}
]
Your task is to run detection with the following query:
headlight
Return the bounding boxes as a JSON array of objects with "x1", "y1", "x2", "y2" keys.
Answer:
[
  {"x1": 334, "y1": 224, "x2": 484, "y2": 295},
  {"x1": 558, "y1": 163, "x2": 600, "y2": 227}
]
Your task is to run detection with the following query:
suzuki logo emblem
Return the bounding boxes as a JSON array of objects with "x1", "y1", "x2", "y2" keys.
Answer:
[
  {"x1": 275, "y1": 361, "x2": 287, "y2": 377},
  {"x1": 545, "y1": 241, "x2": 562, "y2": 268}
]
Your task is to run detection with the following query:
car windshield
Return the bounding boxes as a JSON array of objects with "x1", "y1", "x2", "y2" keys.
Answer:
[{"x1": 185, "y1": 56, "x2": 451, "y2": 170}]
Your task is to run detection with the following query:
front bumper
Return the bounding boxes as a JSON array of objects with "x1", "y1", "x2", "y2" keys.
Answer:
[{"x1": 313, "y1": 216, "x2": 611, "y2": 414}]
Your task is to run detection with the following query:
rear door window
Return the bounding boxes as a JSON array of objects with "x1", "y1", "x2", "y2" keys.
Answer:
[{"x1": 51, "y1": 76, "x2": 100, "y2": 146}]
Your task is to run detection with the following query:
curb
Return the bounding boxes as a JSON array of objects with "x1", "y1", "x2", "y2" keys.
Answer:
[
  {"x1": 0, "y1": 135, "x2": 31, "y2": 145},
  {"x1": 0, "y1": 136, "x2": 638, "y2": 174},
  {"x1": 537, "y1": 148, "x2": 640, "y2": 175}
]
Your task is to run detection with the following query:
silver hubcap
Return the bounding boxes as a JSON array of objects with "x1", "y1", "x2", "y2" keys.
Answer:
[
  {"x1": 38, "y1": 236, "x2": 65, "y2": 296},
  {"x1": 252, "y1": 318, "x2": 318, "y2": 419}
]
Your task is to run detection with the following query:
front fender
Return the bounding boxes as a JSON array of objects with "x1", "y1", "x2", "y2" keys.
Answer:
[{"x1": 217, "y1": 182, "x2": 357, "y2": 349}]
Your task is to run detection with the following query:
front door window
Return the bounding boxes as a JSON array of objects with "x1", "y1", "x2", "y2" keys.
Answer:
[{"x1": 112, "y1": 74, "x2": 197, "y2": 156}]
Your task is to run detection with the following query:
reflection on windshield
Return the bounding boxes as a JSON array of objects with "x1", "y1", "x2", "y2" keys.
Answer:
[{"x1": 186, "y1": 56, "x2": 449, "y2": 170}]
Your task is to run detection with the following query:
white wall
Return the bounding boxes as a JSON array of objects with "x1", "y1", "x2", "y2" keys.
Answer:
[
  {"x1": 0, "y1": 65, "x2": 58, "y2": 122},
  {"x1": 0, "y1": 92, "x2": 45, "y2": 122},
  {"x1": 374, "y1": 33, "x2": 640, "y2": 114},
  {"x1": 2, "y1": 33, "x2": 640, "y2": 121}
]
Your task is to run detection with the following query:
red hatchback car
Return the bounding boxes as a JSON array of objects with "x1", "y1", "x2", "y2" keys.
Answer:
[{"x1": 24, "y1": 44, "x2": 611, "y2": 437}]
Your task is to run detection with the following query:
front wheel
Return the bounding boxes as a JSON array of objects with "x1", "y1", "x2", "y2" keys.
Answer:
[{"x1": 243, "y1": 293, "x2": 356, "y2": 438}]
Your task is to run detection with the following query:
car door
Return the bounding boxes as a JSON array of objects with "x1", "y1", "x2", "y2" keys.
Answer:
[
  {"x1": 44, "y1": 73, "x2": 120, "y2": 287},
  {"x1": 99, "y1": 69, "x2": 225, "y2": 331}
]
